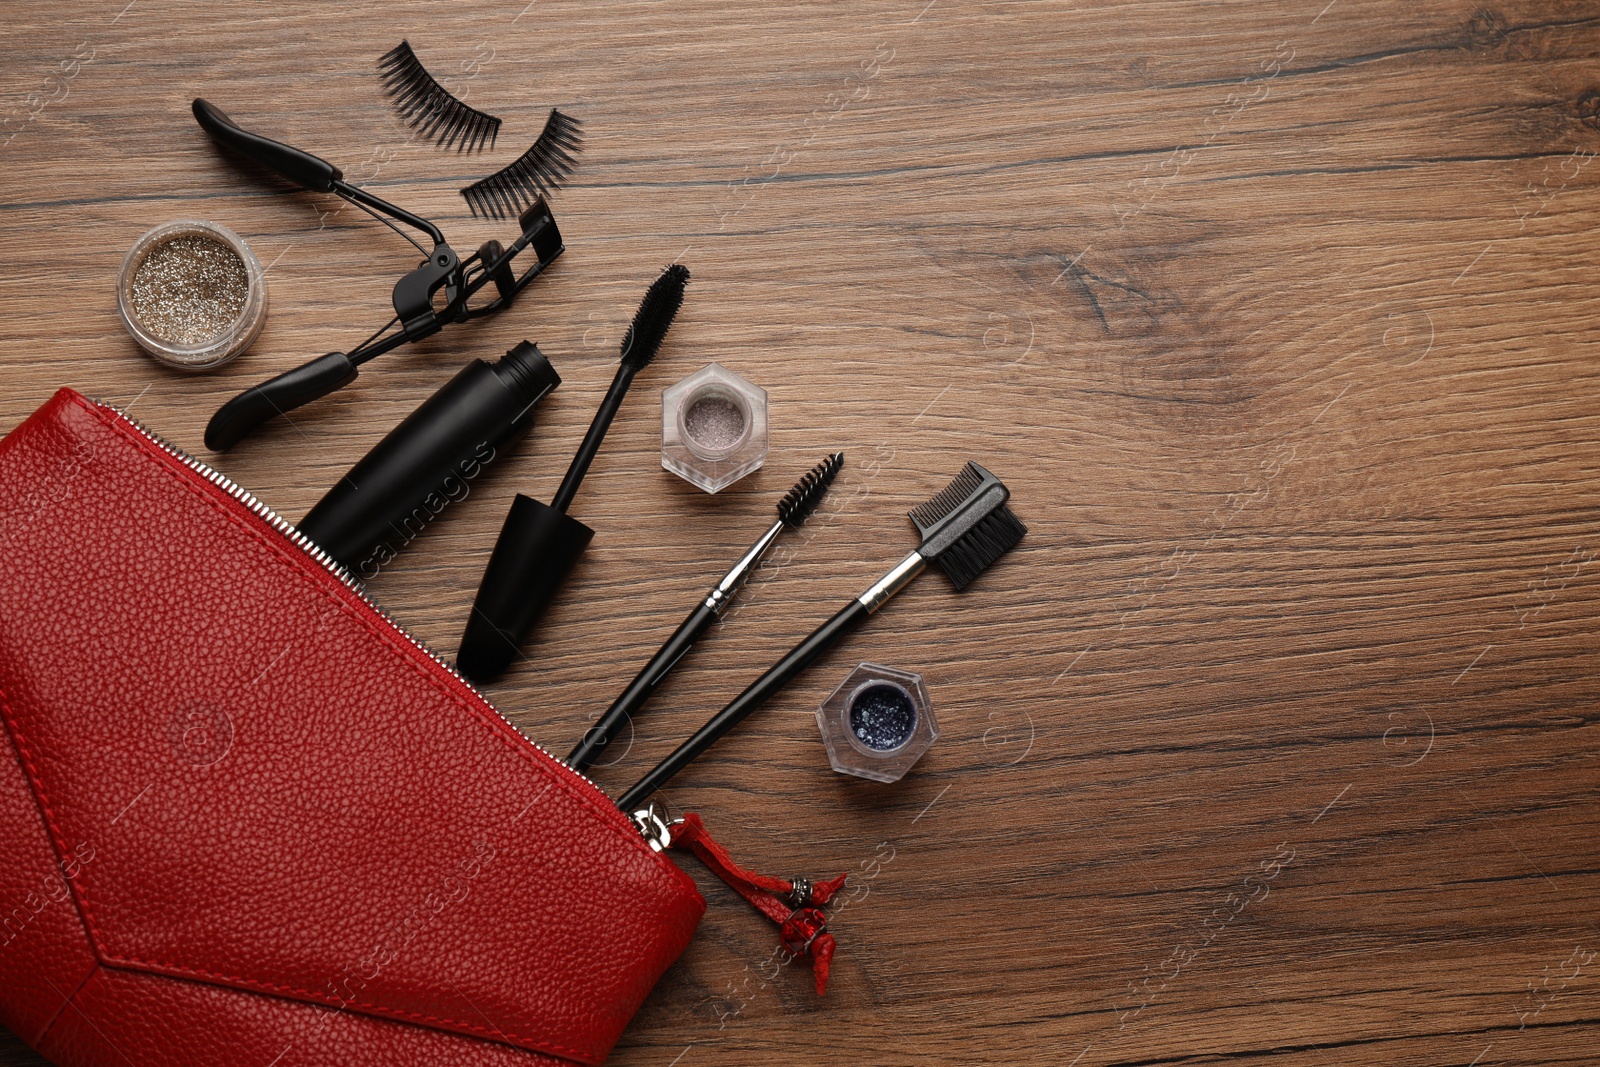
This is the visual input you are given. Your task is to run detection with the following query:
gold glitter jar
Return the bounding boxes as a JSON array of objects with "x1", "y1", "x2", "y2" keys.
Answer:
[{"x1": 117, "y1": 219, "x2": 267, "y2": 371}]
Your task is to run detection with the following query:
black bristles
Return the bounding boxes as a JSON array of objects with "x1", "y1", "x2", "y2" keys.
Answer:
[
  {"x1": 931, "y1": 504, "x2": 1026, "y2": 590},
  {"x1": 908, "y1": 462, "x2": 986, "y2": 531},
  {"x1": 777, "y1": 452, "x2": 845, "y2": 526},
  {"x1": 619, "y1": 264, "x2": 691, "y2": 370},
  {"x1": 460, "y1": 109, "x2": 583, "y2": 219},
  {"x1": 909, "y1": 461, "x2": 1025, "y2": 590},
  {"x1": 379, "y1": 41, "x2": 502, "y2": 153}
]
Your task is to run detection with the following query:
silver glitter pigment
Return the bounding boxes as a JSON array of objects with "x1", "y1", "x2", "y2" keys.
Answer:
[
  {"x1": 130, "y1": 235, "x2": 249, "y2": 345},
  {"x1": 683, "y1": 394, "x2": 746, "y2": 451}
]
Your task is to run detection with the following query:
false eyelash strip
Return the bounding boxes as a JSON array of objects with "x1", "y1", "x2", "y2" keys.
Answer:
[
  {"x1": 460, "y1": 109, "x2": 583, "y2": 219},
  {"x1": 379, "y1": 40, "x2": 503, "y2": 153}
]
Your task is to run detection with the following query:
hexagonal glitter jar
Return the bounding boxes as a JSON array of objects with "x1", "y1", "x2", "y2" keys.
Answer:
[
  {"x1": 662, "y1": 363, "x2": 768, "y2": 493},
  {"x1": 817, "y1": 663, "x2": 938, "y2": 783}
]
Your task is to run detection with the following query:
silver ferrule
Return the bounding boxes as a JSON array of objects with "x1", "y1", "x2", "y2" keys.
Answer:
[
  {"x1": 857, "y1": 551, "x2": 926, "y2": 614},
  {"x1": 703, "y1": 519, "x2": 786, "y2": 616}
]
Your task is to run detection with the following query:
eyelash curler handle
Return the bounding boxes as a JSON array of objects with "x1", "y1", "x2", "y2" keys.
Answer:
[
  {"x1": 192, "y1": 98, "x2": 342, "y2": 193},
  {"x1": 204, "y1": 352, "x2": 358, "y2": 452}
]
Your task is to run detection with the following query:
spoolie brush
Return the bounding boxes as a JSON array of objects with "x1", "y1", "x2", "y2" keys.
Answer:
[
  {"x1": 379, "y1": 40, "x2": 503, "y2": 152},
  {"x1": 457, "y1": 265, "x2": 690, "y2": 683},
  {"x1": 617, "y1": 461, "x2": 1026, "y2": 810},
  {"x1": 568, "y1": 452, "x2": 846, "y2": 771},
  {"x1": 460, "y1": 109, "x2": 583, "y2": 219},
  {"x1": 778, "y1": 452, "x2": 846, "y2": 526}
]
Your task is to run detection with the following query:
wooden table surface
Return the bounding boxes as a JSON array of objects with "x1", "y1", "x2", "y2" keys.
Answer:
[{"x1": 4, "y1": 1, "x2": 1600, "y2": 1064}]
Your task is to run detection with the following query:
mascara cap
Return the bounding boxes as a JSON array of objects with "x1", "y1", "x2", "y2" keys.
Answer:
[{"x1": 456, "y1": 494, "x2": 594, "y2": 682}]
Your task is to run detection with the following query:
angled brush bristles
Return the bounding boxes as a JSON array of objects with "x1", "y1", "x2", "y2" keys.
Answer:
[
  {"x1": 909, "y1": 461, "x2": 1026, "y2": 590},
  {"x1": 460, "y1": 109, "x2": 583, "y2": 219},
  {"x1": 777, "y1": 452, "x2": 845, "y2": 526},
  {"x1": 932, "y1": 504, "x2": 1026, "y2": 589},
  {"x1": 379, "y1": 41, "x2": 502, "y2": 153},
  {"x1": 620, "y1": 264, "x2": 690, "y2": 370}
]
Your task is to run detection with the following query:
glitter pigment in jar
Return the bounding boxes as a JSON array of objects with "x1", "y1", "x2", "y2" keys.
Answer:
[
  {"x1": 683, "y1": 393, "x2": 747, "y2": 452},
  {"x1": 848, "y1": 682, "x2": 918, "y2": 751},
  {"x1": 118, "y1": 220, "x2": 268, "y2": 371},
  {"x1": 134, "y1": 236, "x2": 246, "y2": 343},
  {"x1": 661, "y1": 363, "x2": 770, "y2": 493},
  {"x1": 816, "y1": 663, "x2": 939, "y2": 783}
]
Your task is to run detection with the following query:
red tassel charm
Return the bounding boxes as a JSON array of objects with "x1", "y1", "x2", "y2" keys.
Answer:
[{"x1": 668, "y1": 812, "x2": 847, "y2": 994}]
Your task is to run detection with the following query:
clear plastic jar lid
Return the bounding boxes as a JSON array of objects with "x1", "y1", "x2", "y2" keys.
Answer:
[{"x1": 117, "y1": 219, "x2": 268, "y2": 372}]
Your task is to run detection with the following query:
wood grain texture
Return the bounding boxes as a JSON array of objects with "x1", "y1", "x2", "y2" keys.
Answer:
[{"x1": 3, "y1": 0, "x2": 1600, "y2": 1063}]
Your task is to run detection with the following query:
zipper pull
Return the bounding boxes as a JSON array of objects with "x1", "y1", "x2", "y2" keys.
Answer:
[
  {"x1": 629, "y1": 803, "x2": 679, "y2": 853},
  {"x1": 664, "y1": 811, "x2": 848, "y2": 995}
]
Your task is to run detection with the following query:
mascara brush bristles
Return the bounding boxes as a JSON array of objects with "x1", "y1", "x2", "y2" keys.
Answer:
[
  {"x1": 777, "y1": 452, "x2": 845, "y2": 527},
  {"x1": 460, "y1": 109, "x2": 583, "y2": 219},
  {"x1": 620, "y1": 264, "x2": 690, "y2": 370},
  {"x1": 548, "y1": 265, "x2": 690, "y2": 513}
]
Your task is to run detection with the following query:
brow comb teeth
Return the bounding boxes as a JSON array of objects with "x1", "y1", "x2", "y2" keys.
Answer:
[
  {"x1": 909, "y1": 462, "x2": 1026, "y2": 590},
  {"x1": 909, "y1": 462, "x2": 986, "y2": 531}
]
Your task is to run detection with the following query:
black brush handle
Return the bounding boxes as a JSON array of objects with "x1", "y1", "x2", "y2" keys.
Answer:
[
  {"x1": 551, "y1": 363, "x2": 637, "y2": 513},
  {"x1": 616, "y1": 599, "x2": 872, "y2": 810},
  {"x1": 192, "y1": 99, "x2": 341, "y2": 193},
  {"x1": 568, "y1": 602, "x2": 718, "y2": 772},
  {"x1": 205, "y1": 352, "x2": 357, "y2": 451}
]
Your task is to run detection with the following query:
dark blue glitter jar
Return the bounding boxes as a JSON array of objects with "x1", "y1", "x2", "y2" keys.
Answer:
[
  {"x1": 816, "y1": 662, "x2": 939, "y2": 783},
  {"x1": 848, "y1": 682, "x2": 918, "y2": 751}
]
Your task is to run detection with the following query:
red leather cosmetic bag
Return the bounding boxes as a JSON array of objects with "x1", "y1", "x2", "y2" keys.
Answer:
[{"x1": 0, "y1": 389, "x2": 705, "y2": 1066}]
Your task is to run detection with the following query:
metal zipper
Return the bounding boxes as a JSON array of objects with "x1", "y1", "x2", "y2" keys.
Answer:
[
  {"x1": 94, "y1": 401, "x2": 644, "y2": 833},
  {"x1": 629, "y1": 803, "x2": 681, "y2": 853}
]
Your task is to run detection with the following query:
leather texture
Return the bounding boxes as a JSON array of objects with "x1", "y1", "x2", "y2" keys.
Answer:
[{"x1": 0, "y1": 389, "x2": 705, "y2": 1067}]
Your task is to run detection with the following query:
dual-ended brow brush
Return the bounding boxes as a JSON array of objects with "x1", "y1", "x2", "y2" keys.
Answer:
[
  {"x1": 567, "y1": 452, "x2": 846, "y2": 772},
  {"x1": 456, "y1": 264, "x2": 691, "y2": 683},
  {"x1": 615, "y1": 461, "x2": 1026, "y2": 810}
]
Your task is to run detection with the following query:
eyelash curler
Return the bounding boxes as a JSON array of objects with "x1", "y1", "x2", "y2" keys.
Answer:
[{"x1": 190, "y1": 99, "x2": 573, "y2": 451}]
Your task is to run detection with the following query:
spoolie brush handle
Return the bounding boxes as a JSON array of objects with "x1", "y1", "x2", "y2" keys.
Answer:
[
  {"x1": 571, "y1": 462, "x2": 826, "y2": 771},
  {"x1": 569, "y1": 602, "x2": 717, "y2": 772},
  {"x1": 551, "y1": 363, "x2": 637, "y2": 513},
  {"x1": 616, "y1": 599, "x2": 871, "y2": 810}
]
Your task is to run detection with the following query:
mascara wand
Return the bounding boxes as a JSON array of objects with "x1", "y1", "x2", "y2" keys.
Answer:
[
  {"x1": 457, "y1": 264, "x2": 690, "y2": 683},
  {"x1": 553, "y1": 264, "x2": 689, "y2": 514},
  {"x1": 616, "y1": 461, "x2": 1026, "y2": 811},
  {"x1": 568, "y1": 452, "x2": 845, "y2": 771}
]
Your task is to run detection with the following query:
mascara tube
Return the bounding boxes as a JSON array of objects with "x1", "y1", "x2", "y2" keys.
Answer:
[{"x1": 298, "y1": 341, "x2": 559, "y2": 576}]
